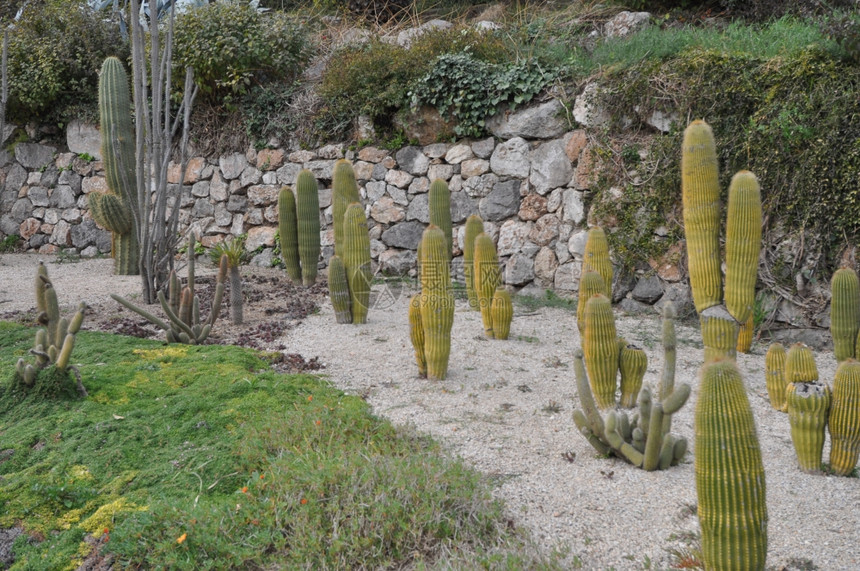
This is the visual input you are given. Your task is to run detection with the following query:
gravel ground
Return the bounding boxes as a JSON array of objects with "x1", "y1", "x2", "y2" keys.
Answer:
[{"x1": 1, "y1": 253, "x2": 858, "y2": 570}]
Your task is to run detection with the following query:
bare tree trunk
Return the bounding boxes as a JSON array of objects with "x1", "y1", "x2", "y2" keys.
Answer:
[{"x1": 129, "y1": 0, "x2": 197, "y2": 304}]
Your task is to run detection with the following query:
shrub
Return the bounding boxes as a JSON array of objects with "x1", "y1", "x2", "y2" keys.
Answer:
[
  {"x1": 172, "y1": 2, "x2": 310, "y2": 102},
  {"x1": 4, "y1": 0, "x2": 127, "y2": 124}
]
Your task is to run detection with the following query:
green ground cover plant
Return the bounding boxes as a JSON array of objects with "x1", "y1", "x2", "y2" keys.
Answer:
[{"x1": 0, "y1": 322, "x2": 555, "y2": 569}]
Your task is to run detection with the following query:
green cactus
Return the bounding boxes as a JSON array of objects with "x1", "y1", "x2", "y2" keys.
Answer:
[
  {"x1": 829, "y1": 359, "x2": 860, "y2": 476},
  {"x1": 328, "y1": 255, "x2": 352, "y2": 324},
  {"x1": 429, "y1": 178, "x2": 453, "y2": 260},
  {"x1": 619, "y1": 343, "x2": 647, "y2": 408},
  {"x1": 418, "y1": 225, "x2": 455, "y2": 380},
  {"x1": 583, "y1": 294, "x2": 619, "y2": 409},
  {"x1": 583, "y1": 227, "x2": 612, "y2": 300},
  {"x1": 785, "y1": 342, "x2": 819, "y2": 384},
  {"x1": 343, "y1": 203, "x2": 372, "y2": 325},
  {"x1": 830, "y1": 267, "x2": 860, "y2": 362},
  {"x1": 681, "y1": 120, "x2": 721, "y2": 314},
  {"x1": 112, "y1": 234, "x2": 225, "y2": 344},
  {"x1": 700, "y1": 305, "x2": 739, "y2": 362},
  {"x1": 409, "y1": 293, "x2": 427, "y2": 378},
  {"x1": 296, "y1": 169, "x2": 321, "y2": 286},
  {"x1": 786, "y1": 380, "x2": 831, "y2": 472},
  {"x1": 332, "y1": 159, "x2": 361, "y2": 259},
  {"x1": 737, "y1": 313, "x2": 754, "y2": 353},
  {"x1": 15, "y1": 262, "x2": 88, "y2": 396},
  {"x1": 278, "y1": 185, "x2": 302, "y2": 284},
  {"x1": 473, "y1": 232, "x2": 501, "y2": 338},
  {"x1": 577, "y1": 270, "x2": 606, "y2": 336},
  {"x1": 695, "y1": 358, "x2": 768, "y2": 571},
  {"x1": 463, "y1": 215, "x2": 484, "y2": 311},
  {"x1": 490, "y1": 287, "x2": 513, "y2": 340},
  {"x1": 724, "y1": 171, "x2": 762, "y2": 325},
  {"x1": 573, "y1": 303, "x2": 689, "y2": 471},
  {"x1": 93, "y1": 56, "x2": 139, "y2": 275},
  {"x1": 765, "y1": 342, "x2": 788, "y2": 411}
]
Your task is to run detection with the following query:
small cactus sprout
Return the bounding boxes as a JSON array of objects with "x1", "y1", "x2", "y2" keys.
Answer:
[
  {"x1": 490, "y1": 287, "x2": 513, "y2": 340},
  {"x1": 830, "y1": 267, "x2": 860, "y2": 362},
  {"x1": 765, "y1": 343, "x2": 788, "y2": 411},
  {"x1": 829, "y1": 359, "x2": 860, "y2": 476},
  {"x1": 786, "y1": 380, "x2": 831, "y2": 473}
]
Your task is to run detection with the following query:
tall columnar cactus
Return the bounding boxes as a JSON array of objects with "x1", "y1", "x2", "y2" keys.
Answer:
[
  {"x1": 332, "y1": 159, "x2": 361, "y2": 259},
  {"x1": 92, "y1": 56, "x2": 139, "y2": 275},
  {"x1": 409, "y1": 293, "x2": 427, "y2": 378},
  {"x1": 296, "y1": 169, "x2": 321, "y2": 286},
  {"x1": 785, "y1": 342, "x2": 819, "y2": 385},
  {"x1": 583, "y1": 293, "x2": 619, "y2": 409},
  {"x1": 15, "y1": 262, "x2": 88, "y2": 396},
  {"x1": 417, "y1": 225, "x2": 455, "y2": 380},
  {"x1": 724, "y1": 171, "x2": 762, "y2": 324},
  {"x1": 473, "y1": 232, "x2": 501, "y2": 338},
  {"x1": 765, "y1": 342, "x2": 788, "y2": 410},
  {"x1": 328, "y1": 255, "x2": 352, "y2": 324},
  {"x1": 829, "y1": 359, "x2": 860, "y2": 476},
  {"x1": 681, "y1": 120, "x2": 721, "y2": 314},
  {"x1": 583, "y1": 227, "x2": 612, "y2": 300},
  {"x1": 830, "y1": 267, "x2": 860, "y2": 362},
  {"x1": 277, "y1": 186, "x2": 302, "y2": 283},
  {"x1": 619, "y1": 343, "x2": 647, "y2": 408},
  {"x1": 342, "y1": 203, "x2": 372, "y2": 325},
  {"x1": 428, "y1": 178, "x2": 453, "y2": 260},
  {"x1": 577, "y1": 270, "x2": 606, "y2": 336},
  {"x1": 463, "y1": 215, "x2": 484, "y2": 311},
  {"x1": 112, "y1": 234, "x2": 225, "y2": 344},
  {"x1": 786, "y1": 380, "x2": 831, "y2": 473},
  {"x1": 573, "y1": 303, "x2": 690, "y2": 471},
  {"x1": 490, "y1": 287, "x2": 513, "y2": 340},
  {"x1": 695, "y1": 358, "x2": 768, "y2": 571}
]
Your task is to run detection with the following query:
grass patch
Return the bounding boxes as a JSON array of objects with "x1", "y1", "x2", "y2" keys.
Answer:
[
  {"x1": 515, "y1": 290, "x2": 576, "y2": 312},
  {"x1": 0, "y1": 323, "x2": 556, "y2": 569}
]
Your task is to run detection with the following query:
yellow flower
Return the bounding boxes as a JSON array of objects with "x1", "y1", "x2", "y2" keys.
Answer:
[{"x1": 177, "y1": 533, "x2": 187, "y2": 544}]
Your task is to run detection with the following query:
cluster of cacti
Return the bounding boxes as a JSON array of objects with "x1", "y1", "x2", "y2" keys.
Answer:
[
  {"x1": 409, "y1": 225, "x2": 454, "y2": 380},
  {"x1": 695, "y1": 358, "x2": 768, "y2": 571},
  {"x1": 328, "y1": 160, "x2": 371, "y2": 324},
  {"x1": 781, "y1": 342, "x2": 831, "y2": 473},
  {"x1": 208, "y1": 235, "x2": 246, "y2": 325},
  {"x1": 89, "y1": 56, "x2": 140, "y2": 276},
  {"x1": 15, "y1": 262, "x2": 88, "y2": 396},
  {"x1": 573, "y1": 303, "x2": 691, "y2": 471},
  {"x1": 681, "y1": 120, "x2": 762, "y2": 360},
  {"x1": 112, "y1": 234, "x2": 226, "y2": 344},
  {"x1": 277, "y1": 169, "x2": 321, "y2": 286}
]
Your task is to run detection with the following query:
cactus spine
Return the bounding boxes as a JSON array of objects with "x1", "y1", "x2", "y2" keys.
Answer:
[
  {"x1": 577, "y1": 270, "x2": 606, "y2": 336},
  {"x1": 463, "y1": 215, "x2": 484, "y2": 311},
  {"x1": 764, "y1": 343, "x2": 788, "y2": 410},
  {"x1": 583, "y1": 294, "x2": 619, "y2": 409},
  {"x1": 473, "y1": 232, "x2": 501, "y2": 338},
  {"x1": 786, "y1": 380, "x2": 831, "y2": 472},
  {"x1": 695, "y1": 358, "x2": 767, "y2": 571},
  {"x1": 328, "y1": 255, "x2": 352, "y2": 324},
  {"x1": 829, "y1": 359, "x2": 860, "y2": 476},
  {"x1": 93, "y1": 56, "x2": 139, "y2": 275},
  {"x1": 278, "y1": 186, "x2": 302, "y2": 284},
  {"x1": 428, "y1": 178, "x2": 453, "y2": 260},
  {"x1": 830, "y1": 267, "x2": 860, "y2": 362},
  {"x1": 332, "y1": 159, "x2": 361, "y2": 259},
  {"x1": 409, "y1": 293, "x2": 427, "y2": 378},
  {"x1": 490, "y1": 288, "x2": 513, "y2": 340},
  {"x1": 418, "y1": 226, "x2": 454, "y2": 380},
  {"x1": 342, "y1": 203, "x2": 372, "y2": 324},
  {"x1": 681, "y1": 120, "x2": 721, "y2": 313},
  {"x1": 724, "y1": 171, "x2": 762, "y2": 324},
  {"x1": 583, "y1": 227, "x2": 612, "y2": 300},
  {"x1": 619, "y1": 344, "x2": 647, "y2": 408},
  {"x1": 296, "y1": 169, "x2": 321, "y2": 286}
]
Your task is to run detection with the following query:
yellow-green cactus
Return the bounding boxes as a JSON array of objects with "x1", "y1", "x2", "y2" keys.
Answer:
[
  {"x1": 829, "y1": 359, "x2": 860, "y2": 476},
  {"x1": 408, "y1": 293, "x2": 427, "y2": 378},
  {"x1": 463, "y1": 215, "x2": 484, "y2": 311},
  {"x1": 429, "y1": 178, "x2": 453, "y2": 260},
  {"x1": 577, "y1": 270, "x2": 606, "y2": 336},
  {"x1": 619, "y1": 343, "x2": 647, "y2": 408},
  {"x1": 736, "y1": 313, "x2": 754, "y2": 354},
  {"x1": 473, "y1": 232, "x2": 501, "y2": 338},
  {"x1": 700, "y1": 305, "x2": 739, "y2": 362},
  {"x1": 681, "y1": 120, "x2": 722, "y2": 314},
  {"x1": 332, "y1": 159, "x2": 361, "y2": 259},
  {"x1": 764, "y1": 343, "x2": 787, "y2": 411},
  {"x1": 490, "y1": 287, "x2": 513, "y2": 340},
  {"x1": 785, "y1": 342, "x2": 819, "y2": 384},
  {"x1": 295, "y1": 169, "x2": 321, "y2": 286},
  {"x1": 583, "y1": 227, "x2": 612, "y2": 300},
  {"x1": 695, "y1": 358, "x2": 767, "y2": 571},
  {"x1": 830, "y1": 267, "x2": 860, "y2": 362},
  {"x1": 277, "y1": 186, "x2": 302, "y2": 284},
  {"x1": 328, "y1": 255, "x2": 352, "y2": 324},
  {"x1": 418, "y1": 226, "x2": 454, "y2": 380},
  {"x1": 342, "y1": 203, "x2": 372, "y2": 325},
  {"x1": 583, "y1": 293, "x2": 619, "y2": 409},
  {"x1": 786, "y1": 380, "x2": 831, "y2": 473},
  {"x1": 724, "y1": 171, "x2": 762, "y2": 324}
]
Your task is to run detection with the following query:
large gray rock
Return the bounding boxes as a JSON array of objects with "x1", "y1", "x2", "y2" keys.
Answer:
[
  {"x1": 406, "y1": 193, "x2": 429, "y2": 223},
  {"x1": 530, "y1": 138, "x2": 573, "y2": 195},
  {"x1": 463, "y1": 173, "x2": 499, "y2": 199},
  {"x1": 5, "y1": 163, "x2": 27, "y2": 193},
  {"x1": 381, "y1": 221, "x2": 425, "y2": 250},
  {"x1": 49, "y1": 185, "x2": 77, "y2": 209},
  {"x1": 220, "y1": 153, "x2": 248, "y2": 180},
  {"x1": 27, "y1": 187, "x2": 49, "y2": 208},
  {"x1": 450, "y1": 191, "x2": 477, "y2": 223},
  {"x1": 395, "y1": 19, "x2": 452, "y2": 48},
  {"x1": 486, "y1": 100, "x2": 568, "y2": 139},
  {"x1": 66, "y1": 120, "x2": 102, "y2": 159},
  {"x1": 395, "y1": 146, "x2": 430, "y2": 175},
  {"x1": 0, "y1": 214, "x2": 19, "y2": 235},
  {"x1": 604, "y1": 11, "x2": 651, "y2": 38},
  {"x1": 15, "y1": 143, "x2": 56, "y2": 170},
  {"x1": 479, "y1": 179, "x2": 520, "y2": 221},
  {"x1": 58, "y1": 169, "x2": 82, "y2": 193},
  {"x1": 378, "y1": 249, "x2": 417, "y2": 275},
  {"x1": 505, "y1": 253, "x2": 535, "y2": 286},
  {"x1": 630, "y1": 274, "x2": 664, "y2": 304},
  {"x1": 534, "y1": 246, "x2": 558, "y2": 286},
  {"x1": 554, "y1": 262, "x2": 581, "y2": 291},
  {"x1": 70, "y1": 217, "x2": 111, "y2": 251},
  {"x1": 496, "y1": 219, "x2": 533, "y2": 256},
  {"x1": 489, "y1": 137, "x2": 530, "y2": 178},
  {"x1": 562, "y1": 190, "x2": 586, "y2": 225},
  {"x1": 573, "y1": 83, "x2": 610, "y2": 127}
]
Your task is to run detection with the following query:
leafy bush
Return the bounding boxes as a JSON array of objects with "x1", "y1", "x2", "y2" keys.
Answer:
[
  {"x1": 4, "y1": 0, "x2": 127, "y2": 124},
  {"x1": 172, "y1": 2, "x2": 310, "y2": 102},
  {"x1": 822, "y1": 10, "x2": 860, "y2": 64}
]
